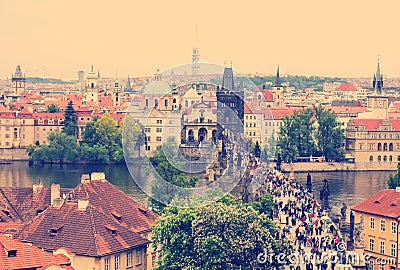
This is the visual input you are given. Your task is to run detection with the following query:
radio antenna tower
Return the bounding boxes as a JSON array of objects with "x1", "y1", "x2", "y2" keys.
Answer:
[{"x1": 192, "y1": 24, "x2": 200, "y2": 75}]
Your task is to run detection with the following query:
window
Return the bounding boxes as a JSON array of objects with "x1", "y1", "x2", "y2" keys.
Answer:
[
  {"x1": 146, "y1": 136, "x2": 150, "y2": 142},
  {"x1": 105, "y1": 258, "x2": 110, "y2": 270},
  {"x1": 136, "y1": 249, "x2": 142, "y2": 265},
  {"x1": 380, "y1": 220, "x2": 386, "y2": 232},
  {"x1": 360, "y1": 144, "x2": 363, "y2": 150},
  {"x1": 5, "y1": 127, "x2": 10, "y2": 131},
  {"x1": 384, "y1": 156, "x2": 387, "y2": 162},
  {"x1": 369, "y1": 238, "x2": 375, "y2": 251},
  {"x1": 379, "y1": 240, "x2": 385, "y2": 254},
  {"x1": 114, "y1": 255, "x2": 119, "y2": 270},
  {"x1": 156, "y1": 128, "x2": 162, "y2": 132},
  {"x1": 369, "y1": 156, "x2": 373, "y2": 162},
  {"x1": 156, "y1": 120, "x2": 162, "y2": 124},
  {"x1": 392, "y1": 222, "x2": 397, "y2": 234},
  {"x1": 391, "y1": 243, "x2": 396, "y2": 257},
  {"x1": 370, "y1": 144, "x2": 374, "y2": 150},
  {"x1": 5, "y1": 134, "x2": 10, "y2": 139},
  {"x1": 145, "y1": 145, "x2": 151, "y2": 151},
  {"x1": 390, "y1": 156, "x2": 393, "y2": 162},
  {"x1": 127, "y1": 251, "x2": 132, "y2": 267},
  {"x1": 370, "y1": 217, "x2": 375, "y2": 229},
  {"x1": 145, "y1": 128, "x2": 150, "y2": 132},
  {"x1": 145, "y1": 99, "x2": 149, "y2": 107},
  {"x1": 156, "y1": 136, "x2": 162, "y2": 142},
  {"x1": 378, "y1": 156, "x2": 382, "y2": 162}
]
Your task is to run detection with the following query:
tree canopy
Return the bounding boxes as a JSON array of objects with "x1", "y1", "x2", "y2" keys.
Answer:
[
  {"x1": 277, "y1": 107, "x2": 345, "y2": 162},
  {"x1": 152, "y1": 196, "x2": 290, "y2": 270},
  {"x1": 47, "y1": 104, "x2": 60, "y2": 113}
]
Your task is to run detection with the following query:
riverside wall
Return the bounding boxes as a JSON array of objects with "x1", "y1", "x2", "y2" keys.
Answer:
[
  {"x1": 0, "y1": 149, "x2": 29, "y2": 161},
  {"x1": 280, "y1": 161, "x2": 398, "y2": 172}
]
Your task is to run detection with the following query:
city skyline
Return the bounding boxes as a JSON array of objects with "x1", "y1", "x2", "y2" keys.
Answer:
[{"x1": 1, "y1": 0, "x2": 400, "y2": 80}]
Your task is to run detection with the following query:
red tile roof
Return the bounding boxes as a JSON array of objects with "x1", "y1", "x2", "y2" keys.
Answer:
[
  {"x1": 15, "y1": 202, "x2": 150, "y2": 257},
  {"x1": 0, "y1": 235, "x2": 72, "y2": 269},
  {"x1": 350, "y1": 119, "x2": 383, "y2": 131},
  {"x1": 0, "y1": 186, "x2": 72, "y2": 223},
  {"x1": 351, "y1": 189, "x2": 400, "y2": 218},
  {"x1": 72, "y1": 180, "x2": 157, "y2": 233},
  {"x1": 336, "y1": 83, "x2": 358, "y2": 91}
]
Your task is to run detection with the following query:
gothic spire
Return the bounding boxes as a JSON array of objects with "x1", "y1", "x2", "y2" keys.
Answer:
[
  {"x1": 275, "y1": 65, "x2": 281, "y2": 87},
  {"x1": 372, "y1": 58, "x2": 383, "y2": 95}
]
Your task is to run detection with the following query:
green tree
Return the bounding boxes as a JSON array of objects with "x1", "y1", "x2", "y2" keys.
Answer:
[
  {"x1": 93, "y1": 113, "x2": 123, "y2": 162},
  {"x1": 81, "y1": 118, "x2": 99, "y2": 146},
  {"x1": 314, "y1": 106, "x2": 345, "y2": 161},
  {"x1": 47, "y1": 104, "x2": 60, "y2": 113},
  {"x1": 63, "y1": 101, "x2": 77, "y2": 137},
  {"x1": 388, "y1": 163, "x2": 400, "y2": 189},
  {"x1": 149, "y1": 138, "x2": 197, "y2": 213},
  {"x1": 121, "y1": 114, "x2": 144, "y2": 162},
  {"x1": 277, "y1": 108, "x2": 315, "y2": 162},
  {"x1": 27, "y1": 131, "x2": 79, "y2": 163},
  {"x1": 250, "y1": 194, "x2": 274, "y2": 218},
  {"x1": 152, "y1": 200, "x2": 290, "y2": 269}
]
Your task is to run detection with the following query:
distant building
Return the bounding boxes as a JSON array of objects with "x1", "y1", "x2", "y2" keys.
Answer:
[
  {"x1": 11, "y1": 65, "x2": 26, "y2": 94},
  {"x1": 77, "y1": 70, "x2": 85, "y2": 82},
  {"x1": 271, "y1": 66, "x2": 286, "y2": 108}
]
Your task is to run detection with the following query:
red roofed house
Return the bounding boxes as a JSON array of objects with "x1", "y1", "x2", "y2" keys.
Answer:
[
  {"x1": 15, "y1": 172, "x2": 158, "y2": 270},
  {"x1": 0, "y1": 235, "x2": 72, "y2": 270},
  {"x1": 345, "y1": 119, "x2": 400, "y2": 169},
  {"x1": 334, "y1": 83, "x2": 359, "y2": 101},
  {"x1": 351, "y1": 189, "x2": 400, "y2": 270}
]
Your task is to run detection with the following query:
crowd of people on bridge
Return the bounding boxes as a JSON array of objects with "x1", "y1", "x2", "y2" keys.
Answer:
[{"x1": 251, "y1": 160, "x2": 345, "y2": 270}]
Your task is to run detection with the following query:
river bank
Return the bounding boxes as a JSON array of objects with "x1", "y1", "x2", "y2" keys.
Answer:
[{"x1": 280, "y1": 161, "x2": 398, "y2": 172}]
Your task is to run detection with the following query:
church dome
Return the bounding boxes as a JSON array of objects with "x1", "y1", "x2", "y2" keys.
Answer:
[{"x1": 142, "y1": 80, "x2": 171, "y2": 96}]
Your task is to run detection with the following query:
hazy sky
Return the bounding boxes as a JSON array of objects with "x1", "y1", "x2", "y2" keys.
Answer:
[{"x1": 1, "y1": 0, "x2": 400, "y2": 80}]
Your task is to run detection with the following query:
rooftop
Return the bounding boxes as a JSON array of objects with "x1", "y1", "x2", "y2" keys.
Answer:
[{"x1": 351, "y1": 189, "x2": 400, "y2": 218}]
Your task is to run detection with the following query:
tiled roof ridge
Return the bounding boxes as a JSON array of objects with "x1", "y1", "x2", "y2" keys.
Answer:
[
  {"x1": 88, "y1": 205, "x2": 100, "y2": 256},
  {"x1": 0, "y1": 187, "x2": 23, "y2": 222}
]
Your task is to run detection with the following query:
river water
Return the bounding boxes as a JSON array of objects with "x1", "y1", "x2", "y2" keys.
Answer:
[{"x1": 0, "y1": 162, "x2": 394, "y2": 212}]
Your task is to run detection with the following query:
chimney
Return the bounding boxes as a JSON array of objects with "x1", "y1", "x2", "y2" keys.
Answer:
[
  {"x1": 77, "y1": 200, "x2": 89, "y2": 211},
  {"x1": 396, "y1": 187, "x2": 400, "y2": 193},
  {"x1": 51, "y1": 184, "x2": 61, "y2": 206},
  {"x1": 52, "y1": 198, "x2": 64, "y2": 209},
  {"x1": 90, "y1": 172, "x2": 106, "y2": 181},
  {"x1": 33, "y1": 183, "x2": 43, "y2": 200},
  {"x1": 81, "y1": 174, "x2": 90, "y2": 184}
]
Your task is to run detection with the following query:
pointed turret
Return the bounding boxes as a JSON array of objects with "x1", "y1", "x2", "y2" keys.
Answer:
[
  {"x1": 222, "y1": 67, "x2": 234, "y2": 91},
  {"x1": 372, "y1": 59, "x2": 383, "y2": 95},
  {"x1": 274, "y1": 65, "x2": 281, "y2": 87}
]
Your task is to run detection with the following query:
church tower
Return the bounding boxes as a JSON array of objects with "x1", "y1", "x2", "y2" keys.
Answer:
[
  {"x1": 367, "y1": 59, "x2": 388, "y2": 118},
  {"x1": 271, "y1": 66, "x2": 285, "y2": 108},
  {"x1": 86, "y1": 65, "x2": 98, "y2": 90},
  {"x1": 112, "y1": 79, "x2": 122, "y2": 106},
  {"x1": 11, "y1": 65, "x2": 26, "y2": 94}
]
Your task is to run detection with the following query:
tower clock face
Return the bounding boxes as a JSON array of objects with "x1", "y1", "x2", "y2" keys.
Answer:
[{"x1": 377, "y1": 101, "x2": 383, "y2": 107}]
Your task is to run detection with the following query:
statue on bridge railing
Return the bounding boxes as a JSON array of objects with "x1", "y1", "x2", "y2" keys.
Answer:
[
  {"x1": 276, "y1": 154, "x2": 282, "y2": 171},
  {"x1": 341, "y1": 203, "x2": 347, "y2": 219},
  {"x1": 306, "y1": 172, "x2": 313, "y2": 192},
  {"x1": 320, "y1": 178, "x2": 331, "y2": 211}
]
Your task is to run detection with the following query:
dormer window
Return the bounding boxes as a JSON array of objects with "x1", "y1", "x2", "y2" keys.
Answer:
[
  {"x1": 138, "y1": 208, "x2": 148, "y2": 216},
  {"x1": 49, "y1": 225, "x2": 63, "y2": 236},
  {"x1": 105, "y1": 224, "x2": 117, "y2": 235},
  {"x1": 6, "y1": 249, "x2": 17, "y2": 257},
  {"x1": 111, "y1": 211, "x2": 122, "y2": 222}
]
